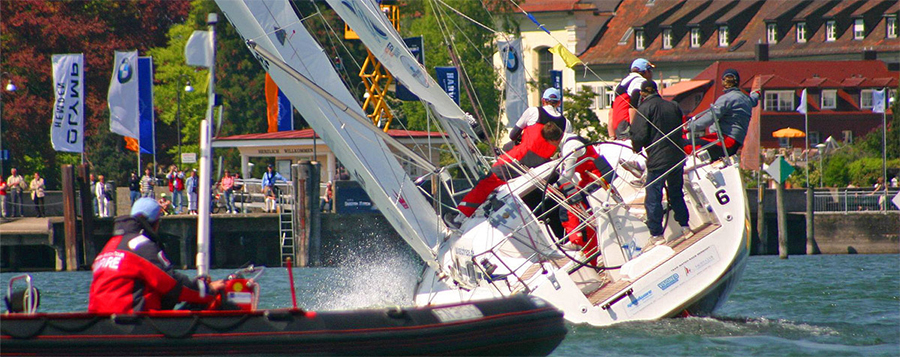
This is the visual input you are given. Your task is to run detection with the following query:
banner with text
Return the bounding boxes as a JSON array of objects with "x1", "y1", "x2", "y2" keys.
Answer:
[
  {"x1": 551, "y1": 70, "x2": 563, "y2": 112},
  {"x1": 435, "y1": 67, "x2": 459, "y2": 105},
  {"x1": 51, "y1": 53, "x2": 84, "y2": 153},
  {"x1": 108, "y1": 51, "x2": 140, "y2": 138}
]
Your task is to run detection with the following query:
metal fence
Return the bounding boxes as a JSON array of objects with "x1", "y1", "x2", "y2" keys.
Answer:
[{"x1": 814, "y1": 189, "x2": 899, "y2": 212}]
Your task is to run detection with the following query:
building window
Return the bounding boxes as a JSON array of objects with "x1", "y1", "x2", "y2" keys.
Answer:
[
  {"x1": 860, "y1": 89, "x2": 874, "y2": 109},
  {"x1": 826, "y1": 21, "x2": 837, "y2": 41},
  {"x1": 663, "y1": 29, "x2": 673, "y2": 49},
  {"x1": 766, "y1": 23, "x2": 778, "y2": 44},
  {"x1": 690, "y1": 28, "x2": 701, "y2": 48},
  {"x1": 809, "y1": 131, "x2": 821, "y2": 145},
  {"x1": 635, "y1": 30, "x2": 645, "y2": 50},
  {"x1": 778, "y1": 137, "x2": 791, "y2": 148},
  {"x1": 887, "y1": 16, "x2": 897, "y2": 39},
  {"x1": 842, "y1": 130, "x2": 853, "y2": 144},
  {"x1": 821, "y1": 89, "x2": 837, "y2": 109},
  {"x1": 764, "y1": 90, "x2": 795, "y2": 111},
  {"x1": 718, "y1": 26, "x2": 729, "y2": 47},
  {"x1": 587, "y1": 86, "x2": 599, "y2": 109},
  {"x1": 853, "y1": 19, "x2": 865, "y2": 40},
  {"x1": 537, "y1": 47, "x2": 553, "y2": 91},
  {"x1": 797, "y1": 22, "x2": 807, "y2": 43}
]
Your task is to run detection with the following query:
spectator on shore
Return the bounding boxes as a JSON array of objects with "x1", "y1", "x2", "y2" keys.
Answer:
[
  {"x1": 89, "y1": 173, "x2": 98, "y2": 216},
  {"x1": 7, "y1": 168, "x2": 25, "y2": 217},
  {"x1": 185, "y1": 170, "x2": 199, "y2": 215},
  {"x1": 166, "y1": 166, "x2": 185, "y2": 214},
  {"x1": 95, "y1": 175, "x2": 110, "y2": 218},
  {"x1": 261, "y1": 164, "x2": 286, "y2": 213},
  {"x1": 891, "y1": 176, "x2": 898, "y2": 188},
  {"x1": 334, "y1": 166, "x2": 350, "y2": 181},
  {"x1": 0, "y1": 177, "x2": 6, "y2": 218},
  {"x1": 321, "y1": 181, "x2": 333, "y2": 213},
  {"x1": 128, "y1": 172, "x2": 141, "y2": 206},
  {"x1": 30, "y1": 172, "x2": 46, "y2": 218},
  {"x1": 157, "y1": 193, "x2": 173, "y2": 216},
  {"x1": 219, "y1": 170, "x2": 236, "y2": 214},
  {"x1": 140, "y1": 168, "x2": 155, "y2": 198}
]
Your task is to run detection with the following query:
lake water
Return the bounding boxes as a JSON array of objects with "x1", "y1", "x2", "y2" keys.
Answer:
[{"x1": 2, "y1": 254, "x2": 897, "y2": 356}]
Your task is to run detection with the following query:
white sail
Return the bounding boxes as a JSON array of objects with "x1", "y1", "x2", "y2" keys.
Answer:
[
  {"x1": 215, "y1": 0, "x2": 445, "y2": 270},
  {"x1": 325, "y1": 0, "x2": 489, "y2": 179}
]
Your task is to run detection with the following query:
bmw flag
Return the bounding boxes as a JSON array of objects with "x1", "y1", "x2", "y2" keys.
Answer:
[{"x1": 108, "y1": 51, "x2": 140, "y2": 138}]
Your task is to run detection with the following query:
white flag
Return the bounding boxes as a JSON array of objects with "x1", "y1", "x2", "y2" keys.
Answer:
[
  {"x1": 500, "y1": 39, "x2": 527, "y2": 129},
  {"x1": 185, "y1": 31, "x2": 213, "y2": 67},
  {"x1": 872, "y1": 89, "x2": 886, "y2": 114},
  {"x1": 51, "y1": 54, "x2": 84, "y2": 153},
  {"x1": 108, "y1": 51, "x2": 140, "y2": 138},
  {"x1": 796, "y1": 88, "x2": 807, "y2": 114}
]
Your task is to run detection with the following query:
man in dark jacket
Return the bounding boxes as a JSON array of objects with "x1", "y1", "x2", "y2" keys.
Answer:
[
  {"x1": 629, "y1": 80, "x2": 689, "y2": 246},
  {"x1": 88, "y1": 198, "x2": 224, "y2": 313}
]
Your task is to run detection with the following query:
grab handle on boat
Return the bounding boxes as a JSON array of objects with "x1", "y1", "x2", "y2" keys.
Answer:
[{"x1": 601, "y1": 288, "x2": 634, "y2": 310}]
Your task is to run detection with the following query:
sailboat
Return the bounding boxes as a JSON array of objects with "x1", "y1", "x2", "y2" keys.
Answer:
[{"x1": 212, "y1": 0, "x2": 750, "y2": 327}]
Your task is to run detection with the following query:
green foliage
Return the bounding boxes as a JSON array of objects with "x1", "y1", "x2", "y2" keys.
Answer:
[{"x1": 563, "y1": 87, "x2": 607, "y2": 142}]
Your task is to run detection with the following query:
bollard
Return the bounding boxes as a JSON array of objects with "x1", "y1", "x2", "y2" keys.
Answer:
[
  {"x1": 776, "y1": 180, "x2": 788, "y2": 259},
  {"x1": 61, "y1": 165, "x2": 79, "y2": 271},
  {"x1": 308, "y1": 161, "x2": 321, "y2": 267},
  {"x1": 757, "y1": 185, "x2": 767, "y2": 255},
  {"x1": 77, "y1": 164, "x2": 94, "y2": 268},
  {"x1": 806, "y1": 186, "x2": 819, "y2": 254}
]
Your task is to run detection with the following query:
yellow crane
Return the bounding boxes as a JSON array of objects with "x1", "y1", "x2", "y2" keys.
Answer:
[{"x1": 345, "y1": 4, "x2": 399, "y2": 132}]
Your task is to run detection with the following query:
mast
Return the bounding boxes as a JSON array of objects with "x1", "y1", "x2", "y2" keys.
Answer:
[{"x1": 197, "y1": 13, "x2": 217, "y2": 279}]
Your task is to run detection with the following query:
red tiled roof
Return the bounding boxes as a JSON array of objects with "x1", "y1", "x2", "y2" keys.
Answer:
[
  {"x1": 519, "y1": 0, "x2": 604, "y2": 13},
  {"x1": 579, "y1": 0, "x2": 900, "y2": 66},
  {"x1": 686, "y1": 60, "x2": 897, "y2": 116},
  {"x1": 850, "y1": 0, "x2": 892, "y2": 18},
  {"x1": 215, "y1": 128, "x2": 445, "y2": 141},
  {"x1": 660, "y1": 79, "x2": 711, "y2": 99},
  {"x1": 862, "y1": 77, "x2": 900, "y2": 87},
  {"x1": 659, "y1": 0, "x2": 708, "y2": 27}
]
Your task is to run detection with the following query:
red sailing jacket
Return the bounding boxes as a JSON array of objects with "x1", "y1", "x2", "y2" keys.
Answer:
[
  {"x1": 88, "y1": 217, "x2": 214, "y2": 314},
  {"x1": 492, "y1": 124, "x2": 559, "y2": 180}
]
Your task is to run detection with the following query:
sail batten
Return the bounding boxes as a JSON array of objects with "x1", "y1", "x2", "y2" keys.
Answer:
[{"x1": 216, "y1": 0, "x2": 444, "y2": 270}]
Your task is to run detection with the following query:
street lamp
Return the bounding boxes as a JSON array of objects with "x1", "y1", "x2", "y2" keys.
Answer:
[
  {"x1": 0, "y1": 72, "x2": 17, "y2": 178},
  {"x1": 816, "y1": 143, "x2": 826, "y2": 188},
  {"x1": 176, "y1": 78, "x2": 194, "y2": 168}
]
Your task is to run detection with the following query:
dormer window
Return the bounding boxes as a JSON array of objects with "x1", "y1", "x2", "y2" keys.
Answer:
[
  {"x1": 853, "y1": 19, "x2": 865, "y2": 40},
  {"x1": 690, "y1": 28, "x2": 701, "y2": 48},
  {"x1": 718, "y1": 26, "x2": 729, "y2": 47},
  {"x1": 826, "y1": 20, "x2": 837, "y2": 41},
  {"x1": 766, "y1": 23, "x2": 778, "y2": 44},
  {"x1": 663, "y1": 29, "x2": 673, "y2": 49},
  {"x1": 888, "y1": 16, "x2": 898, "y2": 39},
  {"x1": 635, "y1": 30, "x2": 645, "y2": 50},
  {"x1": 797, "y1": 22, "x2": 807, "y2": 43}
]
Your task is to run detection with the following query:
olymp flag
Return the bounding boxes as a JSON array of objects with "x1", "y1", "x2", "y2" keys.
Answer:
[
  {"x1": 265, "y1": 73, "x2": 293, "y2": 132},
  {"x1": 51, "y1": 53, "x2": 84, "y2": 153},
  {"x1": 108, "y1": 51, "x2": 140, "y2": 139},
  {"x1": 185, "y1": 31, "x2": 213, "y2": 68}
]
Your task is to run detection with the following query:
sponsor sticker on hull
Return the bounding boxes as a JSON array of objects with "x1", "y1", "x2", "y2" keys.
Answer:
[{"x1": 622, "y1": 246, "x2": 720, "y2": 317}]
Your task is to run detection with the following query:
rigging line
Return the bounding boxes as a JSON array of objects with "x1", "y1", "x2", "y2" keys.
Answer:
[
  {"x1": 303, "y1": 1, "x2": 366, "y2": 97},
  {"x1": 435, "y1": 0, "x2": 501, "y2": 35},
  {"x1": 433, "y1": 2, "x2": 496, "y2": 140},
  {"x1": 307, "y1": 0, "x2": 364, "y2": 72}
]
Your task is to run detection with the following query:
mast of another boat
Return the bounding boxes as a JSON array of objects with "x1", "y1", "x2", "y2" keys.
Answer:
[{"x1": 196, "y1": 13, "x2": 217, "y2": 283}]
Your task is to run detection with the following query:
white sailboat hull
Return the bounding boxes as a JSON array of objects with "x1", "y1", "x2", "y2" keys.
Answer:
[{"x1": 416, "y1": 146, "x2": 750, "y2": 326}]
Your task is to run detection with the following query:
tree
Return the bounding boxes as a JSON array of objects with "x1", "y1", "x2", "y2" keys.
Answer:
[
  {"x1": 1, "y1": 0, "x2": 190, "y2": 188},
  {"x1": 563, "y1": 87, "x2": 606, "y2": 142}
]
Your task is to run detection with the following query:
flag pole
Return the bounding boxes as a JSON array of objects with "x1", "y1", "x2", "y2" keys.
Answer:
[
  {"x1": 196, "y1": 13, "x2": 217, "y2": 280},
  {"x1": 882, "y1": 87, "x2": 888, "y2": 212}
]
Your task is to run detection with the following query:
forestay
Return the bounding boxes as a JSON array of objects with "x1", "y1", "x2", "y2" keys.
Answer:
[
  {"x1": 216, "y1": 0, "x2": 444, "y2": 270},
  {"x1": 326, "y1": 0, "x2": 489, "y2": 179}
]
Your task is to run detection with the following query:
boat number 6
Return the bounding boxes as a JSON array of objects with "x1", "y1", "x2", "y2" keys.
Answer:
[{"x1": 715, "y1": 189, "x2": 730, "y2": 205}]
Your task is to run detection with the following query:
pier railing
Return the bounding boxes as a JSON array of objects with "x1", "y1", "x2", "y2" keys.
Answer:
[{"x1": 814, "y1": 189, "x2": 898, "y2": 213}]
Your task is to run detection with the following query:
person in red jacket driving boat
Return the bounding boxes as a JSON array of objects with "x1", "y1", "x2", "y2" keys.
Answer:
[
  {"x1": 445, "y1": 122, "x2": 564, "y2": 228},
  {"x1": 88, "y1": 198, "x2": 225, "y2": 313}
]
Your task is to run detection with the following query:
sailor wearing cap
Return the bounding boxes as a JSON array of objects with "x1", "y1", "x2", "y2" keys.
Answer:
[
  {"x1": 609, "y1": 58, "x2": 655, "y2": 140},
  {"x1": 504, "y1": 87, "x2": 573, "y2": 151},
  {"x1": 88, "y1": 198, "x2": 225, "y2": 313},
  {"x1": 684, "y1": 68, "x2": 761, "y2": 161}
]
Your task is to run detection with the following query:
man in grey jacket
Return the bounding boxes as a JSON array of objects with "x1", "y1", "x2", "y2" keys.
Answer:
[{"x1": 685, "y1": 68, "x2": 760, "y2": 161}]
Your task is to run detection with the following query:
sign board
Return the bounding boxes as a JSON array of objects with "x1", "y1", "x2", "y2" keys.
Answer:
[
  {"x1": 182, "y1": 153, "x2": 197, "y2": 164},
  {"x1": 335, "y1": 181, "x2": 380, "y2": 214},
  {"x1": 764, "y1": 156, "x2": 794, "y2": 184},
  {"x1": 892, "y1": 191, "x2": 900, "y2": 210}
]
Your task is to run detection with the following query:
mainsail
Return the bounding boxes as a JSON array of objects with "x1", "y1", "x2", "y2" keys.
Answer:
[
  {"x1": 215, "y1": 0, "x2": 445, "y2": 270},
  {"x1": 325, "y1": 0, "x2": 489, "y2": 179}
]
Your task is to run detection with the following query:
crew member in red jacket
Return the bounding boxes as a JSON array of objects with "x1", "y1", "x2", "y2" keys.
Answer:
[
  {"x1": 556, "y1": 135, "x2": 613, "y2": 264},
  {"x1": 88, "y1": 198, "x2": 225, "y2": 313},
  {"x1": 445, "y1": 122, "x2": 563, "y2": 228}
]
